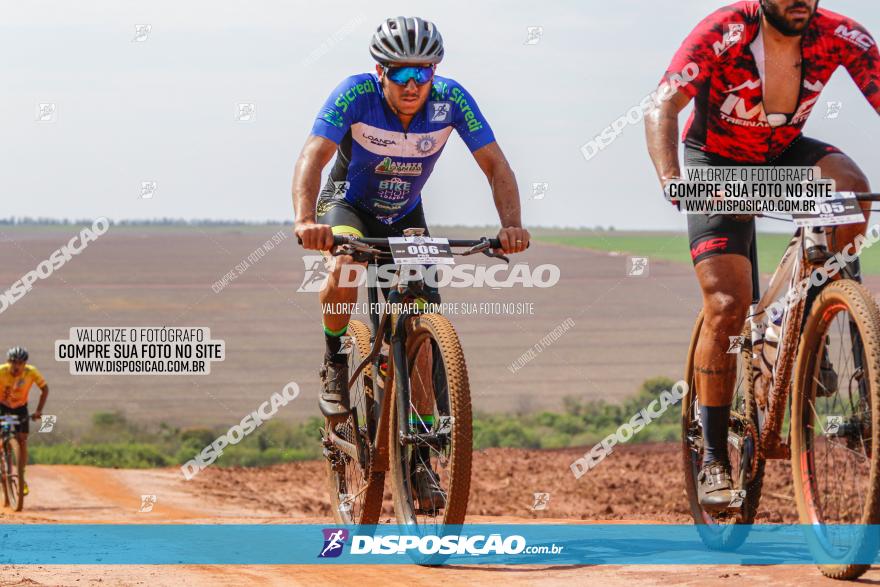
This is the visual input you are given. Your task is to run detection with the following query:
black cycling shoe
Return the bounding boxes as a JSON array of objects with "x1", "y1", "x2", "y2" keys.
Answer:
[
  {"x1": 319, "y1": 361, "x2": 350, "y2": 422},
  {"x1": 817, "y1": 344, "x2": 839, "y2": 398},
  {"x1": 697, "y1": 461, "x2": 737, "y2": 513},
  {"x1": 412, "y1": 459, "x2": 446, "y2": 513}
]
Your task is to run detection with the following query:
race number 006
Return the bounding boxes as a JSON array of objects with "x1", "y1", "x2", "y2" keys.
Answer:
[{"x1": 407, "y1": 244, "x2": 440, "y2": 255}]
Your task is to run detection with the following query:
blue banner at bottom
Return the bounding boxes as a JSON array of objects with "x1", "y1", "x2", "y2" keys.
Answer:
[{"x1": 3, "y1": 524, "x2": 880, "y2": 565}]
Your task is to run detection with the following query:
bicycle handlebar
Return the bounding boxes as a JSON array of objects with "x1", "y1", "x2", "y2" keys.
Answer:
[
  {"x1": 331, "y1": 234, "x2": 514, "y2": 262},
  {"x1": 332, "y1": 235, "x2": 502, "y2": 249}
]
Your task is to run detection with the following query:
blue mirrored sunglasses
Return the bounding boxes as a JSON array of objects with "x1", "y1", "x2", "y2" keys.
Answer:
[{"x1": 384, "y1": 65, "x2": 435, "y2": 86}]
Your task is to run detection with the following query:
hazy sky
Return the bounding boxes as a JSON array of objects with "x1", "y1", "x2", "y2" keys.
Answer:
[{"x1": 2, "y1": 0, "x2": 878, "y2": 229}]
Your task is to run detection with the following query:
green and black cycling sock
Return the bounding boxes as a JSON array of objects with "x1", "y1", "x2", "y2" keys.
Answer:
[
  {"x1": 323, "y1": 323, "x2": 349, "y2": 365},
  {"x1": 410, "y1": 413, "x2": 435, "y2": 464},
  {"x1": 700, "y1": 404, "x2": 730, "y2": 467},
  {"x1": 409, "y1": 413, "x2": 434, "y2": 434}
]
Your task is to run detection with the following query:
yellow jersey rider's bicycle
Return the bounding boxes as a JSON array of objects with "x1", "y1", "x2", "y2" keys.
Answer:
[
  {"x1": 0, "y1": 346, "x2": 49, "y2": 507},
  {"x1": 0, "y1": 415, "x2": 25, "y2": 511}
]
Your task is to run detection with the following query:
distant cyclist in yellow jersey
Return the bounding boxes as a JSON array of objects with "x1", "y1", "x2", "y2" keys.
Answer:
[{"x1": 0, "y1": 347, "x2": 49, "y2": 495}]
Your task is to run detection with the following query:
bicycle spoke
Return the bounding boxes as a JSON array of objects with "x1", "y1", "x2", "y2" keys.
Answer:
[{"x1": 805, "y1": 309, "x2": 871, "y2": 528}]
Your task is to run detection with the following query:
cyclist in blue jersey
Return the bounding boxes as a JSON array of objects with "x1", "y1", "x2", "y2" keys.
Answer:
[{"x1": 293, "y1": 17, "x2": 528, "y2": 503}]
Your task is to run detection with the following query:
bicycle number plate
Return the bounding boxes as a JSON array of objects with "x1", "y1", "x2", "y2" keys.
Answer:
[
  {"x1": 793, "y1": 193, "x2": 864, "y2": 227},
  {"x1": 387, "y1": 237, "x2": 455, "y2": 265}
]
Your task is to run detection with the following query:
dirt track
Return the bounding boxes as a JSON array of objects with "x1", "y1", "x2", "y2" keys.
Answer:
[{"x1": 2, "y1": 445, "x2": 875, "y2": 586}]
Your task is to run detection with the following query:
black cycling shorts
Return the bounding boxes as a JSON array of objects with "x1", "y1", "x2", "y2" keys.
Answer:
[
  {"x1": 316, "y1": 196, "x2": 430, "y2": 239},
  {"x1": 315, "y1": 196, "x2": 440, "y2": 302},
  {"x1": 0, "y1": 404, "x2": 29, "y2": 434},
  {"x1": 686, "y1": 135, "x2": 844, "y2": 266}
]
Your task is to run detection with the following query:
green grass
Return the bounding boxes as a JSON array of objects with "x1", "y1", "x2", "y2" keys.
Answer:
[
  {"x1": 28, "y1": 378, "x2": 683, "y2": 468},
  {"x1": 538, "y1": 232, "x2": 880, "y2": 276},
  {"x1": 29, "y1": 412, "x2": 325, "y2": 469}
]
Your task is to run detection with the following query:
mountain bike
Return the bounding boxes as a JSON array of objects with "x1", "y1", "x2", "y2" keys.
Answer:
[
  {"x1": 0, "y1": 415, "x2": 25, "y2": 512},
  {"x1": 321, "y1": 230, "x2": 510, "y2": 530},
  {"x1": 682, "y1": 193, "x2": 880, "y2": 579}
]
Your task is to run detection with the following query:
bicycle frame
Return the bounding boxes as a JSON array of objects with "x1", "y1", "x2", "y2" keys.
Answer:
[
  {"x1": 0, "y1": 415, "x2": 18, "y2": 444},
  {"x1": 342, "y1": 278, "x2": 418, "y2": 477},
  {"x1": 0, "y1": 416, "x2": 19, "y2": 479},
  {"x1": 745, "y1": 201, "x2": 878, "y2": 459},
  {"x1": 746, "y1": 227, "x2": 818, "y2": 457},
  {"x1": 323, "y1": 233, "x2": 506, "y2": 482}
]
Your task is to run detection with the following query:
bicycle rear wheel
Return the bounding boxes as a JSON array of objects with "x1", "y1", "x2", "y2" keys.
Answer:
[
  {"x1": 5, "y1": 438, "x2": 24, "y2": 512},
  {"x1": 682, "y1": 312, "x2": 764, "y2": 550},
  {"x1": 324, "y1": 319, "x2": 385, "y2": 525},
  {"x1": 389, "y1": 313, "x2": 472, "y2": 530},
  {"x1": 791, "y1": 280, "x2": 880, "y2": 580}
]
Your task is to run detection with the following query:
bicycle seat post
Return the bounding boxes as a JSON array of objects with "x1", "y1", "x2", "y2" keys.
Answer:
[{"x1": 804, "y1": 226, "x2": 831, "y2": 265}]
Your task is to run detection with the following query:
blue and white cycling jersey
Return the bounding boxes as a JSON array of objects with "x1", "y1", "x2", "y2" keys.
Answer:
[{"x1": 311, "y1": 73, "x2": 496, "y2": 224}]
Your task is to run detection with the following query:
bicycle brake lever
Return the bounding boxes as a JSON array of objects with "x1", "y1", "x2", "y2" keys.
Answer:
[
  {"x1": 331, "y1": 244, "x2": 354, "y2": 257},
  {"x1": 459, "y1": 242, "x2": 490, "y2": 257},
  {"x1": 483, "y1": 248, "x2": 510, "y2": 263},
  {"x1": 332, "y1": 244, "x2": 385, "y2": 264}
]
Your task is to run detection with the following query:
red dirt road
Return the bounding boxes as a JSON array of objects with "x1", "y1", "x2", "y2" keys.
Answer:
[{"x1": 1, "y1": 444, "x2": 875, "y2": 586}]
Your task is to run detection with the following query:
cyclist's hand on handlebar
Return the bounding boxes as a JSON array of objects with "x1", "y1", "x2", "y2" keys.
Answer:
[
  {"x1": 294, "y1": 221, "x2": 334, "y2": 251},
  {"x1": 662, "y1": 177, "x2": 682, "y2": 211},
  {"x1": 497, "y1": 227, "x2": 530, "y2": 254}
]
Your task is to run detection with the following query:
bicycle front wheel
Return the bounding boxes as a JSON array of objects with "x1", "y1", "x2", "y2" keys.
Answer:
[
  {"x1": 389, "y1": 313, "x2": 472, "y2": 529},
  {"x1": 791, "y1": 280, "x2": 880, "y2": 580},
  {"x1": 5, "y1": 437, "x2": 24, "y2": 512}
]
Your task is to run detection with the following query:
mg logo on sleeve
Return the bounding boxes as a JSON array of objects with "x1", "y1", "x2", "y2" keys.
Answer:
[{"x1": 835, "y1": 25, "x2": 875, "y2": 51}]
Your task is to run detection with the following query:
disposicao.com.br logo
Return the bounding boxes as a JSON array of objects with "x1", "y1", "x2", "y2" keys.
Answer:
[
  {"x1": 318, "y1": 529, "x2": 564, "y2": 558},
  {"x1": 318, "y1": 528, "x2": 349, "y2": 558}
]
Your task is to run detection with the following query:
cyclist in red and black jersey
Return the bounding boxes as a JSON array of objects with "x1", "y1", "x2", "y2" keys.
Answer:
[{"x1": 646, "y1": 0, "x2": 880, "y2": 511}]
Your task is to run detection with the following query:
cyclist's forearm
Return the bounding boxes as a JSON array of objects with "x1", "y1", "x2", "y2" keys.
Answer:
[
  {"x1": 292, "y1": 136, "x2": 337, "y2": 225},
  {"x1": 645, "y1": 103, "x2": 683, "y2": 185},
  {"x1": 490, "y1": 166, "x2": 522, "y2": 227},
  {"x1": 292, "y1": 155, "x2": 322, "y2": 224},
  {"x1": 35, "y1": 386, "x2": 48, "y2": 413},
  {"x1": 473, "y1": 142, "x2": 523, "y2": 227}
]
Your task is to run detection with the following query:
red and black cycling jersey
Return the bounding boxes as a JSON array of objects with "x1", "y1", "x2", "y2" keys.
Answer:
[{"x1": 663, "y1": 1, "x2": 880, "y2": 163}]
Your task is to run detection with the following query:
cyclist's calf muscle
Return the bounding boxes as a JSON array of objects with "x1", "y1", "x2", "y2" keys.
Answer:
[
  {"x1": 694, "y1": 254, "x2": 752, "y2": 407},
  {"x1": 320, "y1": 253, "x2": 365, "y2": 333}
]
